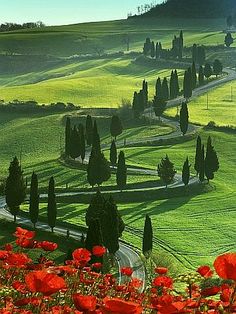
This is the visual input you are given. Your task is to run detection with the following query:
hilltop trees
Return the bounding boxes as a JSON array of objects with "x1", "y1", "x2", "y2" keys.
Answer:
[
  {"x1": 110, "y1": 115, "x2": 123, "y2": 140},
  {"x1": 29, "y1": 172, "x2": 39, "y2": 229},
  {"x1": 179, "y1": 102, "x2": 189, "y2": 135},
  {"x1": 5, "y1": 157, "x2": 26, "y2": 222},
  {"x1": 205, "y1": 136, "x2": 219, "y2": 182},
  {"x1": 225, "y1": 32, "x2": 234, "y2": 47},
  {"x1": 182, "y1": 157, "x2": 191, "y2": 186},
  {"x1": 116, "y1": 151, "x2": 127, "y2": 191},
  {"x1": 142, "y1": 214, "x2": 153, "y2": 258},
  {"x1": 157, "y1": 155, "x2": 176, "y2": 188},
  {"x1": 47, "y1": 176, "x2": 57, "y2": 232}
]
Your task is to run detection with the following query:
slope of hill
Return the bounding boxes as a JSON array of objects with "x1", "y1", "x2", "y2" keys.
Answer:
[{"x1": 139, "y1": 0, "x2": 236, "y2": 19}]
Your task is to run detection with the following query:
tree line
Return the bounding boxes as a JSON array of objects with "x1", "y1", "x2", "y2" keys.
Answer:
[{"x1": 0, "y1": 21, "x2": 45, "y2": 32}]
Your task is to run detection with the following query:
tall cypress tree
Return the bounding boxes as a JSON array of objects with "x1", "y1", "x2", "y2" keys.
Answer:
[
  {"x1": 29, "y1": 172, "x2": 39, "y2": 229},
  {"x1": 110, "y1": 115, "x2": 123, "y2": 140},
  {"x1": 179, "y1": 30, "x2": 183, "y2": 59},
  {"x1": 153, "y1": 96, "x2": 167, "y2": 120},
  {"x1": 199, "y1": 145, "x2": 205, "y2": 183},
  {"x1": 69, "y1": 126, "x2": 81, "y2": 160},
  {"x1": 142, "y1": 214, "x2": 153, "y2": 258},
  {"x1": 116, "y1": 151, "x2": 127, "y2": 191},
  {"x1": 47, "y1": 176, "x2": 57, "y2": 232},
  {"x1": 162, "y1": 77, "x2": 169, "y2": 101},
  {"x1": 183, "y1": 68, "x2": 192, "y2": 100},
  {"x1": 85, "y1": 115, "x2": 93, "y2": 146},
  {"x1": 80, "y1": 124, "x2": 86, "y2": 163},
  {"x1": 182, "y1": 157, "x2": 191, "y2": 186},
  {"x1": 65, "y1": 117, "x2": 71, "y2": 156},
  {"x1": 204, "y1": 63, "x2": 212, "y2": 80},
  {"x1": 191, "y1": 62, "x2": 197, "y2": 89},
  {"x1": 5, "y1": 156, "x2": 26, "y2": 222},
  {"x1": 85, "y1": 218, "x2": 103, "y2": 252},
  {"x1": 132, "y1": 91, "x2": 140, "y2": 119},
  {"x1": 179, "y1": 102, "x2": 189, "y2": 135},
  {"x1": 155, "y1": 77, "x2": 162, "y2": 99},
  {"x1": 198, "y1": 66, "x2": 205, "y2": 86},
  {"x1": 174, "y1": 70, "x2": 179, "y2": 97},
  {"x1": 170, "y1": 70, "x2": 175, "y2": 99},
  {"x1": 157, "y1": 155, "x2": 176, "y2": 188},
  {"x1": 92, "y1": 120, "x2": 101, "y2": 153},
  {"x1": 150, "y1": 41, "x2": 155, "y2": 58},
  {"x1": 205, "y1": 136, "x2": 219, "y2": 182},
  {"x1": 110, "y1": 140, "x2": 117, "y2": 167},
  {"x1": 194, "y1": 136, "x2": 202, "y2": 175},
  {"x1": 142, "y1": 80, "x2": 148, "y2": 107},
  {"x1": 192, "y1": 44, "x2": 198, "y2": 63}
]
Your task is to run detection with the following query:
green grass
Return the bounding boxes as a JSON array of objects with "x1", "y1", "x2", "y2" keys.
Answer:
[
  {"x1": 166, "y1": 80, "x2": 236, "y2": 127},
  {"x1": 0, "y1": 219, "x2": 82, "y2": 264},
  {"x1": 26, "y1": 129, "x2": 236, "y2": 271}
]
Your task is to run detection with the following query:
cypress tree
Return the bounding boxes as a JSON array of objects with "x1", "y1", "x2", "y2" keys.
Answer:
[
  {"x1": 69, "y1": 126, "x2": 81, "y2": 160},
  {"x1": 162, "y1": 77, "x2": 169, "y2": 101},
  {"x1": 92, "y1": 120, "x2": 101, "y2": 153},
  {"x1": 5, "y1": 156, "x2": 26, "y2": 222},
  {"x1": 151, "y1": 41, "x2": 155, "y2": 58},
  {"x1": 80, "y1": 124, "x2": 86, "y2": 163},
  {"x1": 192, "y1": 44, "x2": 198, "y2": 63},
  {"x1": 142, "y1": 214, "x2": 153, "y2": 258},
  {"x1": 179, "y1": 102, "x2": 189, "y2": 135},
  {"x1": 157, "y1": 155, "x2": 176, "y2": 188},
  {"x1": 116, "y1": 151, "x2": 127, "y2": 191},
  {"x1": 29, "y1": 172, "x2": 39, "y2": 229},
  {"x1": 85, "y1": 115, "x2": 93, "y2": 146},
  {"x1": 182, "y1": 157, "x2": 191, "y2": 186},
  {"x1": 194, "y1": 136, "x2": 202, "y2": 175},
  {"x1": 110, "y1": 115, "x2": 123, "y2": 140},
  {"x1": 155, "y1": 77, "x2": 162, "y2": 99},
  {"x1": 174, "y1": 70, "x2": 179, "y2": 97},
  {"x1": 179, "y1": 30, "x2": 183, "y2": 59},
  {"x1": 47, "y1": 176, "x2": 57, "y2": 232},
  {"x1": 142, "y1": 79, "x2": 148, "y2": 107},
  {"x1": 191, "y1": 62, "x2": 197, "y2": 89},
  {"x1": 153, "y1": 96, "x2": 166, "y2": 120},
  {"x1": 199, "y1": 145, "x2": 205, "y2": 183},
  {"x1": 65, "y1": 117, "x2": 71, "y2": 156},
  {"x1": 213, "y1": 59, "x2": 223, "y2": 77},
  {"x1": 205, "y1": 136, "x2": 219, "y2": 182},
  {"x1": 225, "y1": 32, "x2": 234, "y2": 47},
  {"x1": 183, "y1": 68, "x2": 192, "y2": 100},
  {"x1": 132, "y1": 91, "x2": 140, "y2": 118},
  {"x1": 110, "y1": 140, "x2": 117, "y2": 167},
  {"x1": 85, "y1": 218, "x2": 103, "y2": 252},
  {"x1": 204, "y1": 63, "x2": 212, "y2": 80},
  {"x1": 156, "y1": 42, "x2": 160, "y2": 59},
  {"x1": 198, "y1": 46, "x2": 206, "y2": 65},
  {"x1": 198, "y1": 66, "x2": 205, "y2": 86},
  {"x1": 170, "y1": 70, "x2": 175, "y2": 99}
]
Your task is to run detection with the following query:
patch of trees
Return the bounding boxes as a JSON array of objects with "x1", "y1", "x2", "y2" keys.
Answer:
[
  {"x1": 0, "y1": 21, "x2": 45, "y2": 32},
  {"x1": 132, "y1": 79, "x2": 148, "y2": 118},
  {"x1": 225, "y1": 32, "x2": 234, "y2": 47},
  {"x1": 143, "y1": 31, "x2": 183, "y2": 60},
  {"x1": 192, "y1": 44, "x2": 206, "y2": 65},
  {"x1": 0, "y1": 100, "x2": 80, "y2": 113}
]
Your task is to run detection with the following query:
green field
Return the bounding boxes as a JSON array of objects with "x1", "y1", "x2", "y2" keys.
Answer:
[{"x1": 166, "y1": 80, "x2": 236, "y2": 127}]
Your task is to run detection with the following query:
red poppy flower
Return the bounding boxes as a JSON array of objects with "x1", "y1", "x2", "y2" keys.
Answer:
[
  {"x1": 155, "y1": 267, "x2": 168, "y2": 275},
  {"x1": 16, "y1": 238, "x2": 37, "y2": 249},
  {"x1": 153, "y1": 276, "x2": 173, "y2": 288},
  {"x1": 4, "y1": 244, "x2": 13, "y2": 251},
  {"x1": 14, "y1": 227, "x2": 35, "y2": 239},
  {"x1": 102, "y1": 297, "x2": 143, "y2": 314},
  {"x1": 73, "y1": 294, "x2": 97, "y2": 311},
  {"x1": 38, "y1": 241, "x2": 58, "y2": 252},
  {"x1": 213, "y1": 253, "x2": 236, "y2": 280},
  {"x1": 92, "y1": 245, "x2": 106, "y2": 257},
  {"x1": 72, "y1": 248, "x2": 91, "y2": 265},
  {"x1": 197, "y1": 265, "x2": 213, "y2": 278},
  {"x1": 6, "y1": 252, "x2": 32, "y2": 267},
  {"x1": 201, "y1": 286, "x2": 221, "y2": 297},
  {"x1": 0, "y1": 250, "x2": 9, "y2": 260},
  {"x1": 92, "y1": 262, "x2": 102, "y2": 269},
  {"x1": 121, "y1": 267, "x2": 133, "y2": 276},
  {"x1": 25, "y1": 270, "x2": 66, "y2": 295}
]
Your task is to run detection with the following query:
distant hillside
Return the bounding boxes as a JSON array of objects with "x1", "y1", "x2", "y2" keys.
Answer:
[{"x1": 138, "y1": 0, "x2": 236, "y2": 18}]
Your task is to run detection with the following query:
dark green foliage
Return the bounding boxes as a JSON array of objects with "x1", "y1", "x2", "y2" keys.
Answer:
[
  {"x1": 143, "y1": 37, "x2": 152, "y2": 56},
  {"x1": 192, "y1": 44, "x2": 198, "y2": 63},
  {"x1": 198, "y1": 66, "x2": 205, "y2": 86},
  {"x1": 153, "y1": 96, "x2": 167, "y2": 120},
  {"x1": 204, "y1": 63, "x2": 212, "y2": 79},
  {"x1": 86, "y1": 192, "x2": 125, "y2": 254},
  {"x1": 5, "y1": 156, "x2": 26, "y2": 222},
  {"x1": 47, "y1": 176, "x2": 57, "y2": 232},
  {"x1": 155, "y1": 77, "x2": 162, "y2": 99},
  {"x1": 213, "y1": 59, "x2": 223, "y2": 77},
  {"x1": 85, "y1": 218, "x2": 103, "y2": 251},
  {"x1": 205, "y1": 136, "x2": 219, "y2": 182},
  {"x1": 199, "y1": 145, "x2": 205, "y2": 182},
  {"x1": 157, "y1": 155, "x2": 176, "y2": 188},
  {"x1": 183, "y1": 68, "x2": 192, "y2": 100},
  {"x1": 69, "y1": 126, "x2": 80, "y2": 160},
  {"x1": 142, "y1": 79, "x2": 148, "y2": 107},
  {"x1": 29, "y1": 172, "x2": 39, "y2": 228},
  {"x1": 194, "y1": 136, "x2": 202, "y2": 175},
  {"x1": 151, "y1": 41, "x2": 155, "y2": 58},
  {"x1": 193, "y1": 45, "x2": 206, "y2": 65},
  {"x1": 87, "y1": 149, "x2": 111, "y2": 187},
  {"x1": 85, "y1": 115, "x2": 93, "y2": 146},
  {"x1": 110, "y1": 140, "x2": 117, "y2": 166},
  {"x1": 174, "y1": 70, "x2": 179, "y2": 97},
  {"x1": 142, "y1": 214, "x2": 153, "y2": 258},
  {"x1": 110, "y1": 115, "x2": 123, "y2": 140},
  {"x1": 65, "y1": 117, "x2": 71, "y2": 156},
  {"x1": 225, "y1": 32, "x2": 234, "y2": 47},
  {"x1": 156, "y1": 42, "x2": 161, "y2": 59},
  {"x1": 179, "y1": 102, "x2": 189, "y2": 135},
  {"x1": 116, "y1": 151, "x2": 127, "y2": 191},
  {"x1": 170, "y1": 70, "x2": 175, "y2": 99},
  {"x1": 162, "y1": 77, "x2": 169, "y2": 101},
  {"x1": 191, "y1": 62, "x2": 197, "y2": 89},
  {"x1": 80, "y1": 124, "x2": 86, "y2": 163},
  {"x1": 182, "y1": 157, "x2": 191, "y2": 186},
  {"x1": 92, "y1": 120, "x2": 101, "y2": 153}
]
